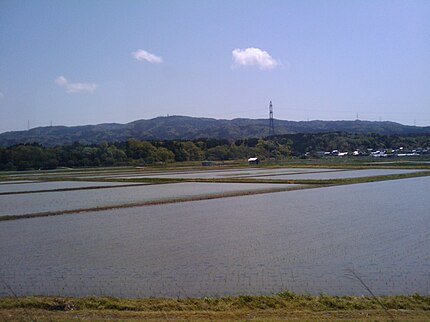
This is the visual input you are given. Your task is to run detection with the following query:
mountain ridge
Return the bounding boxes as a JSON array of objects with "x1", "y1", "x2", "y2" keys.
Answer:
[{"x1": 1, "y1": 115, "x2": 429, "y2": 146}]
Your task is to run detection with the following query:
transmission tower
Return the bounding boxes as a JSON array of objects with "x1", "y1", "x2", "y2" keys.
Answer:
[{"x1": 269, "y1": 101, "x2": 275, "y2": 137}]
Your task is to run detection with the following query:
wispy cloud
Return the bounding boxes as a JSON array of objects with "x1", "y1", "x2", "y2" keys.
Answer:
[
  {"x1": 55, "y1": 76, "x2": 97, "y2": 93},
  {"x1": 54, "y1": 76, "x2": 67, "y2": 86},
  {"x1": 232, "y1": 47, "x2": 280, "y2": 70},
  {"x1": 0, "y1": 92, "x2": 4, "y2": 99},
  {"x1": 131, "y1": 49, "x2": 163, "y2": 63}
]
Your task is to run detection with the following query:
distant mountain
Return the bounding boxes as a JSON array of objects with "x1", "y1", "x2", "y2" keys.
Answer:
[{"x1": 1, "y1": 116, "x2": 429, "y2": 146}]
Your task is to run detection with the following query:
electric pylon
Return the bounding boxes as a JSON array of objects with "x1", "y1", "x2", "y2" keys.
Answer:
[{"x1": 269, "y1": 101, "x2": 275, "y2": 137}]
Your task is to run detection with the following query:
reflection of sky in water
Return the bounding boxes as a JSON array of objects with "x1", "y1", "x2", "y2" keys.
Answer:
[
  {"x1": 80, "y1": 168, "x2": 341, "y2": 179},
  {"x1": 1, "y1": 176, "x2": 429, "y2": 297},
  {"x1": 0, "y1": 181, "x2": 143, "y2": 193},
  {"x1": 0, "y1": 182, "x2": 295, "y2": 216},
  {"x1": 257, "y1": 169, "x2": 422, "y2": 180}
]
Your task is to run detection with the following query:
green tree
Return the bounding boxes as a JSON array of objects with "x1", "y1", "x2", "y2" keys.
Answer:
[{"x1": 155, "y1": 147, "x2": 175, "y2": 162}]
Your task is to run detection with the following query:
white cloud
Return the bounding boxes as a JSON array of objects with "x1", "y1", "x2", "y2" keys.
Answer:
[
  {"x1": 54, "y1": 76, "x2": 67, "y2": 86},
  {"x1": 65, "y1": 82, "x2": 98, "y2": 93},
  {"x1": 232, "y1": 47, "x2": 279, "y2": 70},
  {"x1": 54, "y1": 76, "x2": 97, "y2": 93},
  {"x1": 131, "y1": 49, "x2": 163, "y2": 63}
]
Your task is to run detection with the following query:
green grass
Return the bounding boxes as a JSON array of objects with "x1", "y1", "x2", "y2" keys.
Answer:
[
  {"x1": 1, "y1": 293, "x2": 429, "y2": 312},
  {"x1": 1, "y1": 293, "x2": 429, "y2": 321}
]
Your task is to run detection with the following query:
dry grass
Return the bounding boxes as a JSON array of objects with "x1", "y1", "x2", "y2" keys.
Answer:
[{"x1": 1, "y1": 293, "x2": 429, "y2": 321}]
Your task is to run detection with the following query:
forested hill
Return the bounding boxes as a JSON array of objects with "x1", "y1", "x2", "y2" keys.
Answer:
[{"x1": 1, "y1": 116, "x2": 429, "y2": 146}]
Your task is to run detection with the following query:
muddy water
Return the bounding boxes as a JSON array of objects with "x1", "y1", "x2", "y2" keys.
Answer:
[{"x1": 0, "y1": 177, "x2": 429, "y2": 297}]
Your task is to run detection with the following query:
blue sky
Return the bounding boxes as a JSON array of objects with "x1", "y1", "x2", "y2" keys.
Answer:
[{"x1": 0, "y1": 0, "x2": 429, "y2": 133}]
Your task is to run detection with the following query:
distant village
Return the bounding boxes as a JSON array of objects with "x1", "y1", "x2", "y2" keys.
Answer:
[
  {"x1": 306, "y1": 147, "x2": 430, "y2": 158},
  {"x1": 244, "y1": 147, "x2": 429, "y2": 164}
]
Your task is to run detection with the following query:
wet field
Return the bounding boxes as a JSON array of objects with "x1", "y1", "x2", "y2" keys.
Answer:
[
  {"x1": 78, "y1": 167, "x2": 341, "y2": 179},
  {"x1": 0, "y1": 180, "x2": 36, "y2": 184},
  {"x1": 0, "y1": 180, "x2": 143, "y2": 194},
  {"x1": 0, "y1": 182, "x2": 294, "y2": 216},
  {"x1": 76, "y1": 167, "x2": 421, "y2": 181},
  {"x1": 0, "y1": 174, "x2": 429, "y2": 297},
  {"x1": 3, "y1": 167, "x2": 420, "y2": 181},
  {"x1": 254, "y1": 169, "x2": 421, "y2": 180}
]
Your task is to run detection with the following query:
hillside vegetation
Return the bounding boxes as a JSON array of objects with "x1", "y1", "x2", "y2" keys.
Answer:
[
  {"x1": 1, "y1": 132, "x2": 429, "y2": 170},
  {"x1": 1, "y1": 116, "x2": 430, "y2": 146}
]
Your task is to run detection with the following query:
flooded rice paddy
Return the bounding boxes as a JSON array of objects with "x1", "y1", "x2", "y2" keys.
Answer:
[
  {"x1": 0, "y1": 175, "x2": 428, "y2": 297},
  {"x1": 255, "y1": 169, "x2": 421, "y2": 180},
  {"x1": 76, "y1": 167, "x2": 422, "y2": 181},
  {"x1": 0, "y1": 181, "x2": 143, "y2": 194},
  {"x1": 0, "y1": 180, "x2": 35, "y2": 185},
  {"x1": 0, "y1": 182, "x2": 294, "y2": 216},
  {"x1": 80, "y1": 167, "x2": 341, "y2": 179}
]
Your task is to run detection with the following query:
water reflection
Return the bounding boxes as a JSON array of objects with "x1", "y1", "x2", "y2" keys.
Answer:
[{"x1": 0, "y1": 177, "x2": 429, "y2": 297}]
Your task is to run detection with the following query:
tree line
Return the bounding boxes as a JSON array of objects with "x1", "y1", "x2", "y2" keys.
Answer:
[{"x1": 0, "y1": 133, "x2": 429, "y2": 170}]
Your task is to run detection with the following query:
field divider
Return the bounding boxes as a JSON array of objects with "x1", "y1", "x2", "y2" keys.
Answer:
[
  {"x1": 151, "y1": 170, "x2": 430, "y2": 185},
  {"x1": 2, "y1": 162, "x2": 429, "y2": 182},
  {"x1": 0, "y1": 183, "x2": 156, "y2": 196},
  {"x1": 218, "y1": 168, "x2": 351, "y2": 179},
  {"x1": 0, "y1": 185, "x2": 321, "y2": 222},
  {"x1": 1, "y1": 171, "x2": 428, "y2": 222}
]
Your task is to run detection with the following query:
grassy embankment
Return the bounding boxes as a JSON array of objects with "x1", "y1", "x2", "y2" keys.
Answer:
[{"x1": 1, "y1": 292, "x2": 429, "y2": 321}]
